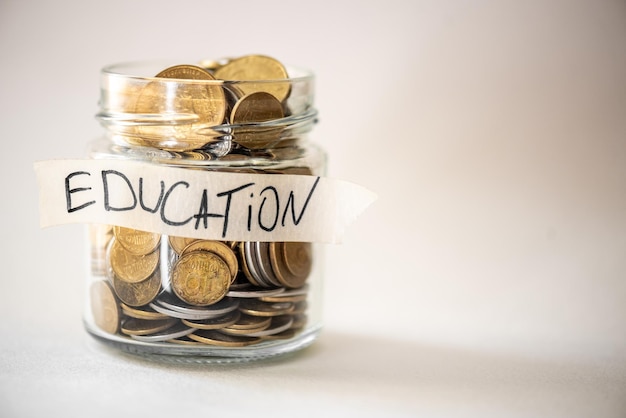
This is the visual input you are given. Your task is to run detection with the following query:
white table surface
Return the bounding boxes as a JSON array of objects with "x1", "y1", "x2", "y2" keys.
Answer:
[{"x1": 2, "y1": 0, "x2": 625, "y2": 416}]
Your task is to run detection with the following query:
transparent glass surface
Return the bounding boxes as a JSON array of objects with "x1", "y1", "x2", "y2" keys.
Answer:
[{"x1": 84, "y1": 58, "x2": 326, "y2": 362}]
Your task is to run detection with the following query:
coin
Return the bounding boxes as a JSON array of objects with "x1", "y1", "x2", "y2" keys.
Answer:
[
  {"x1": 214, "y1": 54, "x2": 290, "y2": 102},
  {"x1": 130, "y1": 321, "x2": 196, "y2": 342},
  {"x1": 113, "y1": 226, "x2": 161, "y2": 255},
  {"x1": 220, "y1": 323, "x2": 269, "y2": 336},
  {"x1": 135, "y1": 65, "x2": 227, "y2": 151},
  {"x1": 269, "y1": 242, "x2": 310, "y2": 288},
  {"x1": 120, "y1": 303, "x2": 170, "y2": 320},
  {"x1": 238, "y1": 242, "x2": 262, "y2": 287},
  {"x1": 198, "y1": 57, "x2": 231, "y2": 72},
  {"x1": 282, "y1": 242, "x2": 312, "y2": 279},
  {"x1": 90, "y1": 280, "x2": 120, "y2": 334},
  {"x1": 120, "y1": 317, "x2": 179, "y2": 336},
  {"x1": 230, "y1": 92, "x2": 285, "y2": 149},
  {"x1": 109, "y1": 238, "x2": 160, "y2": 283},
  {"x1": 188, "y1": 330, "x2": 261, "y2": 347},
  {"x1": 226, "y1": 313, "x2": 272, "y2": 330},
  {"x1": 255, "y1": 241, "x2": 282, "y2": 287},
  {"x1": 181, "y1": 310, "x2": 241, "y2": 330},
  {"x1": 181, "y1": 240, "x2": 239, "y2": 283},
  {"x1": 227, "y1": 286, "x2": 285, "y2": 298},
  {"x1": 168, "y1": 235, "x2": 198, "y2": 254},
  {"x1": 239, "y1": 299, "x2": 294, "y2": 317},
  {"x1": 244, "y1": 315, "x2": 293, "y2": 337},
  {"x1": 170, "y1": 251, "x2": 231, "y2": 306},
  {"x1": 261, "y1": 328, "x2": 299, "y2": 341},
  {"x1": 259, "y1": 293, "x2": 307, "y2": 303},
  {"x1": 156, "y1": 292, "x2": 239, "y2": 316},
  {"x1": 149, "y1": 301, "x2": 229, "y2": 321},
  {"x1": 111, "y1": 267, "x2": 161, "y2": 307},
  {"x1": 168, "y1": 335, "x2": 205, "y2": 346}
]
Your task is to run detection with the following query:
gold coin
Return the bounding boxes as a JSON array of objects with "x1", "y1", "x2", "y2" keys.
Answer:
[
  {"x1": 135, "y1": 64, "x2": 226, "y2": 151},
  {"x1": 121, "y1": 317, "x2": 179, "y2": 336},
  {"x1": 188, "y1": 330, "x2": 261, "y2": 347},
  {"x1": 239, "y1": 299, "x2": 294, "y2": 317},
  {"x1": 220, "y1": 324, "x2": 269, "y2": 336},
  {"x1": 112, "y1": 267, "x2": 161, "y2": 307},
  {"x1": 226, "y1": 313, "x2": 272, "y2": 330},
  {"x1": 171, "y1": 251, "x2": 231, "y2": 306},
  {"x1": 113, "y1": 226, "x2": 160, "y2": 255},
  {"x1": 230, "y1": 92, "x2": 285, "y2": 149},
  {"x1": 168, "y1": 235, "x2": 198, "y2": 254},
  {"x1": 120, "y1": 303, "x2": 170, "y2": 320},
  {"x1": 181, "y1": 240, "x2": 238, "y2": 283},
  {"x1": 269, "y1": 242, "x2": 309, "y2": 288},
  {"x1": 168, "y1": 336, "x2": 205, "y2": 346},
  {"x1": 90, "y1": 280, "x2": 120, "y2": 334},
  {"x1": 282, "y1": 242, "x2": 312, "y2": 280},
  {"x1": 198, "y1": 57, "x2": 231, "y2": 72},
  {"x1": 109, "y1": 238, "x2": 160, "y2": 283},
  {"x1": 221, "y1": 314, "x2": 272, "y2": 335},
  {"x1": 214, "y1": 54, "x2": 290, "y2": 102}
]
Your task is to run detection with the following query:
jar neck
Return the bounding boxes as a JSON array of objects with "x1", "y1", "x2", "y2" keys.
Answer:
[{"x1": 95, "y1": 60, "x2": 317, "y2": 159}]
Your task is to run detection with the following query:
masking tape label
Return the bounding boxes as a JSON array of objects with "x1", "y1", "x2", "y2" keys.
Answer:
[{"x1": 34, "y1": 159, "x2": 376, "y2": 243}]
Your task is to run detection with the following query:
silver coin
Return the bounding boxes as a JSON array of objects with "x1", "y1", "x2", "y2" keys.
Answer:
[
  {"x1": 181, "y1": 310, "x2": 241, "y2": 330},
  {"x1": 227, "y1": 286, "x2": 285, "y2": 298},
  {"x1": 244, "y1": 242, "x2": 267, "y2": 287},
  {"x1": 239, "y1": 299, "x2": 295, "y2": 317},
  {"x1": 228, "y1": 280, "x2": 251, "y2": 291},
  {"x1": 120, "y1": 303, "x2": 170, "y2": 320},
  {"x1": 255, "y1": 242, "x2": 282, "y2": 287},
  {"x1": 155, "y1": 292, "x2": 239, "y2": 316},
  {"x1": 130, "y1": 321, "x2": 196, "y2": 342},
  {"x1": 242, "y1": 315, "x2": 293, "y2": 337},
  {"x1": 149, "y1": 302, "x2": 229, "y2": 320}
]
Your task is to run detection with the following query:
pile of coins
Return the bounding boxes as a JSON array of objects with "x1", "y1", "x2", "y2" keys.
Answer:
[
  {"x1": 89, "y1": 226, "x2": 312, "y2": 346},
  {"x1": 124, "y1": 54, "x2": 299, "y2": 152},
  {"x1": 89, "y1": 55, "x2": 317, "y2": 348}
]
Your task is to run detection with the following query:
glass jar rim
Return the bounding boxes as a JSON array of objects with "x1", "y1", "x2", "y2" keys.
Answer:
[{"x1": 101, "y1": 59, "x2": 315, "y2": 84}]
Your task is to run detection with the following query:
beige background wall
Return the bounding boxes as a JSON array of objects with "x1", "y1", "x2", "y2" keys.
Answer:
[{"x1": 1, "y1": 0, "x2": 625, "y2": 416}]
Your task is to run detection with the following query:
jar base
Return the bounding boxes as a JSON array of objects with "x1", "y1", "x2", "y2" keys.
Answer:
[{"x1": 84, "y1": 321, "x2": 321, "y2": 364}]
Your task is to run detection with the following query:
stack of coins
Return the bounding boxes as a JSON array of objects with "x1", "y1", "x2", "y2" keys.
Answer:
[
  {"x1": 126, "y1": 54, "x2": 297, "y2": 152},
  {"x1": 90, "y1": 232, "x2": 313, "y2": 346}
]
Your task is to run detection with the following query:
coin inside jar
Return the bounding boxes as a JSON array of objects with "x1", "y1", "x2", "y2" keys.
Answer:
[
  {"x1": 181, "y1": 240, "x2": 239, "y2": 283},
  {"x1": 90, "y1": 280, "x2": 120, "y2": 334},
  {"x1": 269, "y1": 242, "x2": 311, "y2": 288},
  {"x1": 111, "y1": 267, "x2": 161, "y2": 307},
  {"x1": 134, "y1": 64, "x2": 227, "y2": 151},
  {"x1": 170, "y1": 251, "x2": 231, "y2": 306},
  {"x1": 113, "y1": 226, "x2": 161, "y2": 255},
  {"x1": 214, "y1": 54, "x2": 290, "y2": 102},
  {"x1": 230, "y1": 92, "x2": 285, "y2": 149},
  {"x1": 108, "y1": 238, "x2": 160, "y2": 284}
]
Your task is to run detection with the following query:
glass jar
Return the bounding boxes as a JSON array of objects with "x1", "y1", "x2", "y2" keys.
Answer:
[{"x1": 83, "y1": 57, "x2": 326, "y2": 362}]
